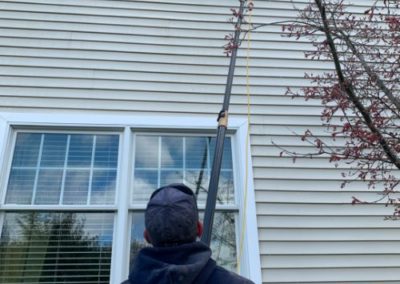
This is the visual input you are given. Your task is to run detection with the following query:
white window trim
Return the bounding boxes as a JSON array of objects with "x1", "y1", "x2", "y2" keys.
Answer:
[
  {"x1": 234, "y1": 119, "x2": 262, "y2": 284},
  {"x1": 0, "y1": 112, "x2": 262, "y2": 284}
]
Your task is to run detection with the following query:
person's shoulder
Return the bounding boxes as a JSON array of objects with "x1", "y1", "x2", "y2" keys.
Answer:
[
  {"x1": 120, "y1": 280, "x2": 130, "y2": 284},
  {"x1": 208, "y1": 265, "x2": 255, "y2": 284}
]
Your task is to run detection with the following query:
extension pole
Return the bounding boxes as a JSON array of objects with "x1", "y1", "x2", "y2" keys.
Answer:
[{"x1": 201, "y1": 0, "x2": 246, "y2": 246}]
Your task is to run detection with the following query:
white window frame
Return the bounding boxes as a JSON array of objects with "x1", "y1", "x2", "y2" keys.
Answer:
[{"x1": 0, "y1": 112, "x2": 262, "y2": 284}]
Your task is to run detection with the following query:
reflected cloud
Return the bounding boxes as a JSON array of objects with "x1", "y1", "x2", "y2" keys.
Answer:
[
  {"x1": 161, "y1": 137, "x2": 182, "y2": 168},
  {"x1": 135, "y1": 136, "x2": 160, "y2": 168},
  {"x1": 132, "y1": 175, "x2": 158, "y2": 202},
  {"x1": 91, "y1": 180, "x2": 116, "y2": 205}
]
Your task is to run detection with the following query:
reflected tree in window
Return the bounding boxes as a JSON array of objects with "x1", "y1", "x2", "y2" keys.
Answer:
[{"x1": 0, "y1": 212, "x2": 113, "y2": 284}]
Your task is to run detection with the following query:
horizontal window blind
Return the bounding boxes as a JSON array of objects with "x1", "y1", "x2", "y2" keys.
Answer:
[{"x1": 0, "y1": 212, "x2": 114, "y2": 284}]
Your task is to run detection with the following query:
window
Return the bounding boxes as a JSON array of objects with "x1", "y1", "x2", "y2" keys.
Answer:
[
  {"x1": 0, "y1": 115, "x2": 261, "y2": 284},
  {"x1": 133, "y1": 135, "x2": 234, "y2": 204},
  {"x1": 130, "y1": 134, "x2": 237, "y2": 271},
  {"x1": 1, "y1": 132, "x2": 119, "y2": 284}
]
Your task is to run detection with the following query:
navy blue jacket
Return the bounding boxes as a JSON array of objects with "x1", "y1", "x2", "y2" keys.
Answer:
[{"x1": 122, "y1": 241, "x2": 254, "y2": 284}]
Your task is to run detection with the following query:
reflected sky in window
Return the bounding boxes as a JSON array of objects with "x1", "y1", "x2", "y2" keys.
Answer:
[
  {"x1": 6, "y1": 133, "x2": 119, "y2": 205},
  {"x1": 133, "y1": 135, "x2": 235, "y2": 205},
  {"x1": 11, "y1": 133, "x2": 41, "y2": 167}
]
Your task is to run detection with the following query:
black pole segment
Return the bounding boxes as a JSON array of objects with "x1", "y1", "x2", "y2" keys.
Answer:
[
  {"x1": 201, "y1": 126, "x2": 226, "y2": 245},
  {"x1": 222, "y1": 1, "x2": 245, "y2": 111},
  {"x1": 201, "y1": 0, "x2": 246, "y2": 246}
]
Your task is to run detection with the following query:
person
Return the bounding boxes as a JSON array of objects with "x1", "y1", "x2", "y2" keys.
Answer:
[{"x1": 122, "y1": 183, "x2": 255, "y2": 284}]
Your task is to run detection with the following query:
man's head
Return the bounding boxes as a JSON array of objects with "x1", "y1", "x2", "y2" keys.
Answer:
[{"x1": 144, "y1": 183, "x2": 202, "y2": 247}]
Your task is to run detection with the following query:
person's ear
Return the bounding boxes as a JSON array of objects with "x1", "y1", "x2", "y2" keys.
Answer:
[
  {"x1": 196, "y1": 221, "x2": 203, "y2": 238},
  {"x1": 144, "y1": 229, "x2": 152, "y2": 244}
]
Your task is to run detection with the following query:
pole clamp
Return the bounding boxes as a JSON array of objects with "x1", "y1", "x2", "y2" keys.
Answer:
[{"x1": 217, "y1": 110, "x2": 228, "y2": 127}]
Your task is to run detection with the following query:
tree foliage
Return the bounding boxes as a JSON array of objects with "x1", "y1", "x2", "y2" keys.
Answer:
[
  {"x1": 0, "y1": 212, "x2": 112, "y2": 283},
  {"x1": 279, "y1": 0, "x2": 400, "y2": 216}
]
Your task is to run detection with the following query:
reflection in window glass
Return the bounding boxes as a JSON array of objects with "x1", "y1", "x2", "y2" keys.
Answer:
[
  {"x1": 95, "y1": 135, "x2": 119, "y2": 168},
  {"x1": 133, "y1": 135, "x2": 234, "y2": 205},
  {"x1": 218, "y1": 171, "x2": 235, "y2": 204},
  {"x1": 160, "y1": 170, "x2": 183, "y2": 187},
  {"x1": 129, "y1": 212, "x2": 237, "y2": 272},
  {"x1": 11, "y1": 133, "x2": 41, "y2": 167},
  {"x1": 63, "y1": 170, "x2": 90, "y2": 205},
  {"x1": 185, "y1": 170, "x2": 210, "y2": 204},
  {"x1": 209, "y1": 137, "x2": 233, "y2": 170},
  {"x1": 6, "y1": 169, "x2": 35, "y2": 204},
  {"x1": 68, "y1": 135, "x2": 93, "y2": 167},
  {"x1": 132, "y1": 170, "x2": 158, "y2": 202},
  {"x1": 41, "y1": 134, "x2": 68, "y2": 167},
  {"x1": 134, "y1": 136, "x2": 158, "y2": 168},
  {"x1": 207, "y1": 212, "x2": 237, "y2": 271},
  {"x1": 186, "y1": 137, "x2": 209, "y2": 169},
  {"x1": 34, "y1": 169, "x2": 63, "y2": 205},
  {"x1": 160, "y1": 136, "x2": 183, "y2": 168},
  {"x1": 91, "y1": 170, "x2": 117, "y2": 205},
  {"x1": 5, "y1": 133, "x2": 119, "y2": 205},
  {"x1": 130, "y1": 213, "x2": 148, "y2": 261},
  {"x1": 0, "y1": 212, "x2": 114, "y2": 284}
]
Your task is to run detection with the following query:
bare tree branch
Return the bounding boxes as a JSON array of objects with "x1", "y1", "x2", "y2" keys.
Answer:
[{"x1": 315, "y1": 0, "x2": 400, "y2": 170}]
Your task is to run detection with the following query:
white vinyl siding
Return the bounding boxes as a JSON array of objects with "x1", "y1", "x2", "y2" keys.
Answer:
[{"x1": 0, "y1": 0, "x2": 399, "y2": 283}]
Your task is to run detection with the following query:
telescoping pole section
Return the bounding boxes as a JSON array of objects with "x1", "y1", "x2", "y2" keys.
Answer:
[{"x1": 201, "y1": 0, "x2": 246, "y2": 246}]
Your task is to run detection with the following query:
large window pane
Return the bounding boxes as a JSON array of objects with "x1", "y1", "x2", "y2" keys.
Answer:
[
  {"x1": 34, "y1": 169, "x2": 63, "y2": 205},
  {"x1": 131, "y1": 135, "x2": 237, "y2": 273},
  {"x1": 5, "y1": 133, "x2": 119, "y2": 206},
  {"x1": 129, "y1": 212, "x2": 237, "y2": 272},
  {"x1": 133, "y1": 135, "x2": 235, "y2": 205},
  {"x1": 0, "y1": 212, "x2": 114, "y2": 284}
]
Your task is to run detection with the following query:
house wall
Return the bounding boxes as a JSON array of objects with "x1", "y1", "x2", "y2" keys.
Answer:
[{"x1": 0, "y1": 0, "x2": 400, "y2": 283}]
